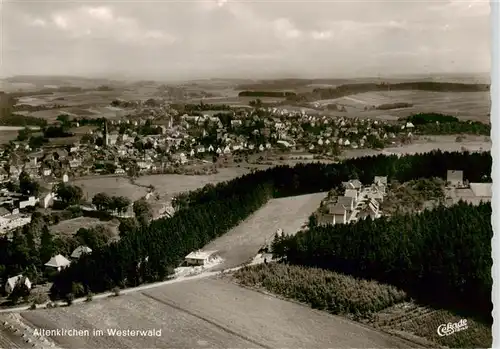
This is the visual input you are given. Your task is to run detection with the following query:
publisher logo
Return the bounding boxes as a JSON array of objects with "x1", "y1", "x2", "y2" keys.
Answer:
[{"x1": 437, "y1": 319, "x2": 468, "y2": 337}]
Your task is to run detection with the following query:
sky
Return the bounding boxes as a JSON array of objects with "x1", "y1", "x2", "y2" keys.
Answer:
[{"x1": 0, "y1": 0, "x2": 492, "y2": 80}]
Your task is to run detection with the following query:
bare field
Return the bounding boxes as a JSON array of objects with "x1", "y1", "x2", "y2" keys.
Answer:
[
  {"x1": 50, "y1": 217, "x2": 119, "y2": 236},
  {"x1": 341, "y1": 136, "x2": 491, "y2": 159},
  {"x1": 72, "y1": 176, "x2": 148, "y2": 202},
  {"x1": 18, "y1": 278, "x2": 413, "y2": 349},
  {"x1": 315, "y1": 91, "x2": 490, "y2": 122},
  {"x1": 203, "y1": 192, "x2": 326, "y2": 270},
  {"x1": 0, "y1": 131, "x2": 20, "y2": 144},
  {"x1": 135, "y1": 167, "x2": 250, "y2": 200}
]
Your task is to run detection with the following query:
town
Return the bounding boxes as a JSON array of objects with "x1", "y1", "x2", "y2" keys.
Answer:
[{"x1": 0, "y1": 0, "x2": 493, "y2": 346}]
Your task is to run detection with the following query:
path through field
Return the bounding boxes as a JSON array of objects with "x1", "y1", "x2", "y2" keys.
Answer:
[{"x1": 203, "y1": 192, "x2": 327, "y2": 271}]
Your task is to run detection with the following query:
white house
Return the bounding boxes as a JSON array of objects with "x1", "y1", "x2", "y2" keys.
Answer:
[
  {"x1": 71, "y1": 246, "x2": 92, "y2": 259},
  {"x1": 185, "y1": 250, "x2": 219, "y2": 267},
  {"x1": 19, "y1": 196, "x2": 38, "y2": 209},
  {"x1": 344, "y1": 189, "x2": 359, "y2": 201},
  {"x1": 44, "y1": 254, "x2": 71, "y2": 271},
  {"x1": 62, "y1": 173, "x2": 69, "y2": 183},
  {"x1": 447, "y1": 170, "x2": 464, "y2": 187},
  {"x1": 42, "y1": 192, "x2": 55, "y2": 209},
  {"x1": 5, "y1": 275, "x2": 31, "y2": 294}
]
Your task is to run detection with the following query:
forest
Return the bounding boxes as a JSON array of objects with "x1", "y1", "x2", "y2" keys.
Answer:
[
  {"x1": 272, "y1": 201, "x2": 492, "y2": 322},
  {"x1": 50, "y1": 150, "x2": 491, "y2": 304},
  {"x1": 238, "y1": 91, "x2": 297, "y2": 98},
  {"x1": 402, "y1": 112, "x2": 460, "y2": 124}
]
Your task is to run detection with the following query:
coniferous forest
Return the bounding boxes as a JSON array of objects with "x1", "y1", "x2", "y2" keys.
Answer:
[
  {"x1": 272, "y1": 202, "x2": 492, "y2": 321},
  {"x1": 50, "y1": 150, "x2": 492, "y2": 321}
]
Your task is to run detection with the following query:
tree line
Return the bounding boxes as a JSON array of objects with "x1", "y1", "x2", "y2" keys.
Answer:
[
  {"x1": 238, "y1": 91, "x2": 297, "y2": 98},
  {"x1": 50, "y1": 150, "x2": 491, "y2": 301}
]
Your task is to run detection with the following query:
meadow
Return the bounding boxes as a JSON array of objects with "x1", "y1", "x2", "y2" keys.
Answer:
[
  {"x1": 49, "y1": 217, "x2": 120, "y2": 237},
  {"x1": 315, "y1": 91, "x2": 490, "y2": 122},
  {"x1": 202, "y1": 192, "x2": 326, "y2": 270}
]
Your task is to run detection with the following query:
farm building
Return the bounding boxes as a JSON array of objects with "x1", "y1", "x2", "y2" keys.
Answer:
[
  {"x1": 44, "y1": 254, "x2": 71, "y2": 271},
  {"x1": 373, "y1": 176, "x2": 388, "y2": 187},
  {"x1": 447, "y1": 170, "x2": 464, "y2": 188},
  {"x1": 71, "y1": 245, "x2": 93, "y2": 259},
  {"x1": 5, "y1": 275, "x2": 31, "y2": 294},
  {"x1": 185, "y1": 250, "x2": 218, "y2": 267}
]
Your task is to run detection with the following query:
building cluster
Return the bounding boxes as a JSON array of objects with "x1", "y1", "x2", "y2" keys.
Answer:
[
  {"x1": 317, "y1": 176, "x2": 387, "y2": 226},
  {"x1": 4, "y1": 246, "x2": 92, "y2": 296},
  {"x1": 445, "y1": 170, "x2": 492, "y2": 205}
]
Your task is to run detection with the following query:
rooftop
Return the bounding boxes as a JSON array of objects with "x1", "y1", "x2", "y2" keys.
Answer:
[
  {"x1": 185, "y1": 250, "x2": 218, "y2": 260},
  {"x1": 44, "y1": 254, "x2": 71, "y2": 268},
  {"x1": 469, "y1": 182, "x2": 492, "y2": 197}
]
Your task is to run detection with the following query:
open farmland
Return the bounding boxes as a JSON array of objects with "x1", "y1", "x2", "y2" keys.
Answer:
[
  {"x1": 0, "y1": 131, "x2": 21, "y2": 144},
  {"x1": 314, "y1": 91, "x2": 490, "y2": 122},
  {"x1": 17, "y1": 277, "x2": 414, "y2": 349},
  {"x1": 186, "y1": 95, "x2": 283, "y2": 106},
  {"x1": 203, "y1": 192, "x2": 326, "y2": 271},
  {"x1": 50, "y1": 217, "x2": 119, "y2": 237},
  {"x1": 135, "y1": 167, "x2": 250, "y2": 200},
  {"x1": 72, "y1": 176, "x2": 149, "y2": 202},
  {"x1": 341, "y1": 135, "x2": 491, "y2": 159}
]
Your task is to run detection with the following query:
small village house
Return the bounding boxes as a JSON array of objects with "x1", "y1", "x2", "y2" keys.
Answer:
[
  {"x1": 447, "y1": 170, "x2": 464, "y2": 187},
  {"x1": 336, "y1": 196, "x2": 355, "y2": 211},
  {"x1": 344, "y1": 189, "x2": 359, "y2": 201},
  {"x1": 184, "y1": 250, "x2": 219, "y2": 267},
  {"x1": 44, "y1": 254, "x2": 71, "y2": 271},
  {"x1": 326, "y1": 203, "x2": 348, "y2": 225},
  {"x1": 5, "y1": 275, "x2": 31, "y2": 294}
]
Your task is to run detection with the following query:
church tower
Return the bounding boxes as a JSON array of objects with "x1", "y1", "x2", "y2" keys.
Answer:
[{"x1": 104, "y1": 120, "x2": 109, "y2": 147}]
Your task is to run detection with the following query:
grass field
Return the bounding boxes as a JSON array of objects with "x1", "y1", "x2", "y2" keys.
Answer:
[
  {"x1": 341, "y1": 135, "x2": 491, "y2": 159},
  {"x1": 0, "y1": 131, "x2": 20, "y2": 144},
  {"x1": 203, "y1": 192, "x2": 326, "y2": 271},
  {"x1": 72, "y1": 176, "x2": 149, "y2": 202},
  {"x1": 17, "y1": 277, "x2": 414, "y2": 349},
  {"x1": 315, "y1": 91, "x2": 490, "y2": 122},
  {"x1": 50, "y1": 217, "x2": 119, "y2": 237},
  {"x1": 135, "y1": 167, "x2": 250, "y2": 200}
]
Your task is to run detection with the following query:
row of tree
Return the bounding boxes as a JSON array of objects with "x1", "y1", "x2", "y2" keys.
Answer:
[
  {"x1": 50, "y1": 150, "x2": 491, "y2": 302},
  {"x1": 92, "y1": 193, "x2": 131, "y2": 216},
  {"x1": 238, "y1": 91, "x2": 297, "y2": 98}
]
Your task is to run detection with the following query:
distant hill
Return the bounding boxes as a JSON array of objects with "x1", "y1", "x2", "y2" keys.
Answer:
[{"x1": 286, "y1": 81, "x2": 490, "y2": 102}]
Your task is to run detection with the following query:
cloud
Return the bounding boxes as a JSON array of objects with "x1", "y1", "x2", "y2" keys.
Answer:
[
  {"x1": 47, "y1": 6, "x2": 176, "y2": 44},
  {"x1": 1, "y1": 0, "x2": 491, "y2": 79}
]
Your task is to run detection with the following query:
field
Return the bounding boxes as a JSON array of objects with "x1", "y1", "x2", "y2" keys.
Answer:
[
  {"x1": 0, "y1": 131, "x2": 20, "y2": 144},
  {"x1": 341, "y1": 135, "x2": 491, "y2": 159},
  {"x1": 369, "y1": 302, "x2": 491, "y2": 348},
  {"x1": 203, "y1": 192, "x2": 326, "y2": 271},
  {"x1": 135, "y1": 167, "x2": 250, "y2": 200},
  {"x1": 186, "y1": 95, "x2": 283, "y2": 106},
  {"x1": 72, "y1": 176, "x2": 149, "y2": 202},
  {"x1": 16, "y1": 277, "x2": 414, "y2": 349},
  {"x1": 50, "y1": 217, "x2": 119, "y2": 237},
  {"x1": 314, "y1": 91, "x2": 490, "y2": 122}
]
